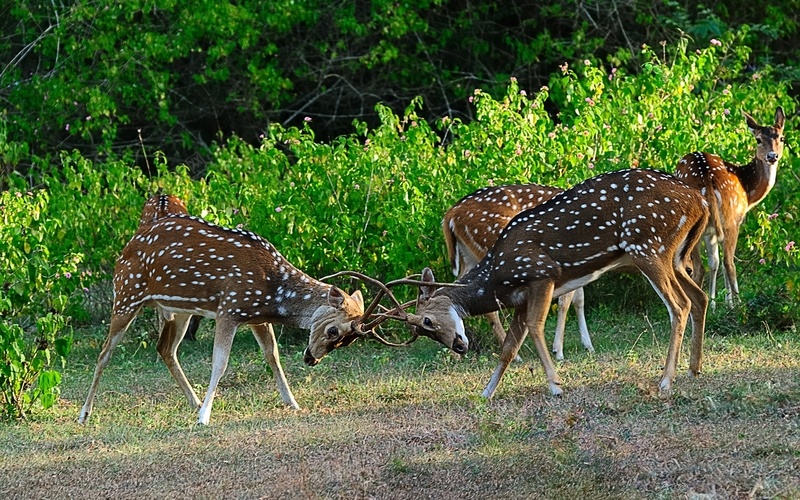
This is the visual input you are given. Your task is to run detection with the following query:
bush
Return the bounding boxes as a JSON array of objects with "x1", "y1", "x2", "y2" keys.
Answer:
[
  {"x1": 0, "y1": 314, "x2": 73, "y2": 420},
  {"x1": 3, "y1": 1, "x2": 800, "y2": 166}
]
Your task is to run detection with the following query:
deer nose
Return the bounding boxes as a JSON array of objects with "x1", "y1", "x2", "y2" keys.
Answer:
[
  {"x1": 452, "y1": 338, "x2": 468, "y2": 355},
  {"x1": 767, "y1": 151, "x2": 779, "y2": 163},
  {"x1": 303, "y1": 348, "x2": 320, "y2": 366}
]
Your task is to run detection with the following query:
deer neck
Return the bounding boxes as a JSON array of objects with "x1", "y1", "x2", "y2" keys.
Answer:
[
  {"x1": 731, "y1": 156, "x2": 779, "y2": 210},
  {"x1": 441, "y1": 258, "x2": 510, "y2": 317},
  {"x1": 269, "y1": 278, "x2": 333, "y2": 330}
]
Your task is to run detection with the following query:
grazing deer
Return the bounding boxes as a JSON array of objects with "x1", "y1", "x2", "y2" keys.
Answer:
[
  {"x1": 675, "y1": 107, "x2": 786, "y2": 306},
  {"x1": 405, "y1": 169, "x2": 709, "y2": 397},
  {"x1": 78, "y1": 212, "x2": 367, "y2": 425},
  {"x1": 444, "y1": 184, "x2": 594, "y2": 360}
]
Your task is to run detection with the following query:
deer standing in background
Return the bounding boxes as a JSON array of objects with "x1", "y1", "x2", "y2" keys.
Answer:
[
  {"x1": 443, "y1": 184, "x2": 594, "y2": 360},
  {"x1": 675, "y1": 107, "x2": 786, "y2": 306},
  {"x1": 406, "y1": 169, "x2": 709, "y2": 397},
  {"x1": 79, "y1": 210, "x2": 367, "y2": 425}
]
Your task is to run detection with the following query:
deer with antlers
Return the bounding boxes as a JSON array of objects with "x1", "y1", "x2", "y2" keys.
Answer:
[
  {"x1": 444, "y1": 184, "x2": 594, "y2": 360},
  {"x1": 78, "y1": 205, "x2": 368, "y2": 425},
  {"x1": 302, "y1": 184, "x2": 597, "y2": 366},
  {"x1": 403, "y1": 168, "x2": 709, "y2": 397},
  {"x1": 674, "y1": 107, "x2": 786, "y2": 306}
]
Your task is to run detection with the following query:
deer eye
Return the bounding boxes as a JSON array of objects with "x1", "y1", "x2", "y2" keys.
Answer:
[
  {"x1": 756, "y1": 138, "x2": 762, "y2": 144},
  {"x1": 326, "y1": 326, "x2": 339, "y2": 339},
  {"x1": 423, "y1": 317, "x2": 433, "y2": 328}
]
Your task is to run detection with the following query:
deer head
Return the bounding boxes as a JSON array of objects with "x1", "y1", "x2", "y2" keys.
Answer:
[
  {"x1": 304, "y1": 286, "x2": 367, "y2": 365},
  {"x1": 138, "y1": 193, "x2": 189, "y2": 226},
  {"x1": 406, "y1": 267, "x2": 469, "y2": 355},
  {"x1": 744, "y1": 106, "x2": 785, "y2": 166}
]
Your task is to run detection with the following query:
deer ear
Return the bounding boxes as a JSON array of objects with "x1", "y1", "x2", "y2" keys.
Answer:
[
  {"x1": 350, "y1": 289, "x2": 365, "y2": 313},
  {"x1": 327, "y1": 286, "x2": 345, "y2": 309},
  {"x1": 418, "y1": 267, "x2": 437, "y2": 301},
  {"x1": 774, "y1": 106, "x2": 786, "y2": 132},
  {"x1": 743, "y1": 110, "x2": 760, "y2": 134}
]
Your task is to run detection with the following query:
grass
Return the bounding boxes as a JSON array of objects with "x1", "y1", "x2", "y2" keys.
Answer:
[{"x1": 1, "y1": 283, "x2": 799, "y2": 499}]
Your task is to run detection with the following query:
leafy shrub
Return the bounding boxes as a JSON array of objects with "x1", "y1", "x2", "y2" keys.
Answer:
[
  {"x1": 708, "y1": 263, "x2": 799, "y2": 336},
  {"x1": 0, "y1": 189, "x2": 87, "y2": 318},
  {"x1": 0, "y1": 314, "x2": 73, "y2": 420},
  {"x1": 13, "y1": 38, "x2": 797, "y2": 287}
]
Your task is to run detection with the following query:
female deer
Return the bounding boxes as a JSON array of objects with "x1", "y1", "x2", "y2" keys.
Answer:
[{"x1": 675, "y1": 107, "x2": 786, "y2": 305}]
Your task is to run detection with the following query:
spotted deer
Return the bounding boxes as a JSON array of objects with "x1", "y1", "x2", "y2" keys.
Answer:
[
  {"x1": 405, "y1": 169, "x2": 709, "y2": 397},
  {"x1": 78, "y1": 212, "x2": 367, "y2": 425},
  {"x1": 444, "y1": 184, "x2": 594, "y2": 360},
  {"x1": 675, "y1": 107, "x2": 786, "y2": 306}
]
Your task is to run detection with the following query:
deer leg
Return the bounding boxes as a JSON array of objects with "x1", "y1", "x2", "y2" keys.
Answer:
[
  {"x1": 78, "y1": 309, "x2": 140, "y2": 423},
  {"x1": 197, "y1": 317, "x2": 237, "y2": 425},
  {"x1": 185, "y1": 315, "x2": 202, "y2": 341},
  {"x1": 250, "y1": 323, "x2": 300, "y2": 410},
  {"x1": 721, "y1": 225, "x2": 741, "y2": 306},
  {"x1": 689, "y1": 240, "x2": 705, "y2": 288},
  {"x1": 482, "y1": 307, "x2": 529, "y2": 399},
  {"x1": 641, "y1": 265, "x2": 691, "y2": 391},
  {"x1": 675, "y1": 265, "x2": 709, "y2": 378},
  {"x1": 553, "y1": 287, "x2": 593, "y2": 360},
  {"x1": 572, "y1": 287, "x2": 594, "y2": 354},
  {"x1": 704, "y1": 233, "x2": 721, "y2": 307},
  {"x1": 552, "y1": 290, "x2": 573, "y2": 360},
  {"x1": 156, "y1": 313, "x2": 201, "y2": 409},
  {"x1": 487, "y1": 311, "x2": 507, "y2": 345},
  {"x1": 523, "y1": 281, "x2": 563, "y2": 396},
  {"x1": 486, "y1": 311, "x2": 522, "y2": 362}
]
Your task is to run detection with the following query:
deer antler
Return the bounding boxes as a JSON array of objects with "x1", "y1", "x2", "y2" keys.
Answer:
[
  {"x1": 320, "y1": 271, "x2": 468, "y2": 348},
  {"x1": 321, "y1": 271, "x2": 417, "y2": 345},
  {"x1": 385, "y1": 276, "x2": 468, "y2": 288}
]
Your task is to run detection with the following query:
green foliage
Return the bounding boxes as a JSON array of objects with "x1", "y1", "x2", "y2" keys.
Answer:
[
  {"x1": 0, "y1": 189, "x2": 87, "y2": 318},
  {"x1": 3, "y1": 0, "x2": 800, "y2": 165},
  {"x1": 0, "y1": 121, "x2": 30, "y2": 189},
  {"x1": 0, "y1": 189, "x2": 78, "y2": 420},
  {"x1": 0, "y1": 314, "x2": 73, "y2": 420},
  {"x1": 708, "y1": 263, "x2": 799, "y2": 337},
  {"x1": 6, "y1": 38, "x2": 799, "y2": 285}
]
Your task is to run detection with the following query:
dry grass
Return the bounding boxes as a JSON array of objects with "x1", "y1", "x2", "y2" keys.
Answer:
[{"x1": 1, "y1": 312, "x2": 799, "y2": 499}]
